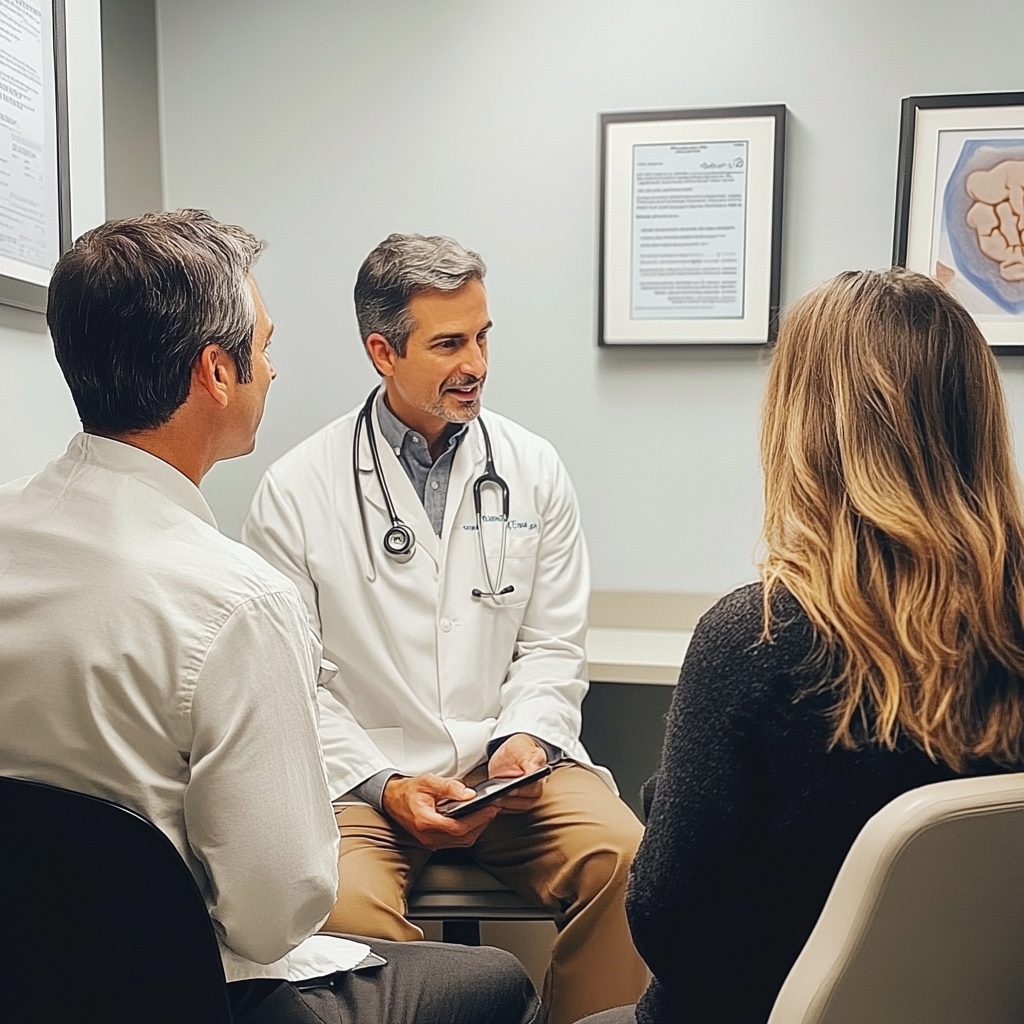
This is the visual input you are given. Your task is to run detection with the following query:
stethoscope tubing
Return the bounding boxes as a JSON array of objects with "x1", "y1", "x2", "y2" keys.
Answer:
[
  {"x1": 473, "y1": 454, "x2": 510, "y2": 600},
  {"x1": 353, "y1": 386, "x2": 513, "y2": 600}
]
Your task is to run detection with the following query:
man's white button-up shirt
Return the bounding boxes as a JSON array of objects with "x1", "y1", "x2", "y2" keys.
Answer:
[{"x1": 0, "y1": 434, "x2": 356, "y2": 981}]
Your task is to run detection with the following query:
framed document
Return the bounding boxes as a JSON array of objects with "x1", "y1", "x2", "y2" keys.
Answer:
[
  {"x1": 0, "y1": 0, "x2": 71, "y2": 313},
  {"x1": 894, "y1": 92, "x2": 1024, "y2": 351},
  {"x1": 598, "y1": 104, "x2": 786, "y2": 347}
]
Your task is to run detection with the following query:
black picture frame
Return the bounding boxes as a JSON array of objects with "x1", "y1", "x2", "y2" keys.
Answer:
[
  {"x1": 0, "y1": 0, "x2": 72, "y2": 314},
  {"x1": 598, "y1": 103, "x2": 786, "y2": 347},
  {"x1": 894, "y1": 91, "x2": 1024, "y2": 352}
]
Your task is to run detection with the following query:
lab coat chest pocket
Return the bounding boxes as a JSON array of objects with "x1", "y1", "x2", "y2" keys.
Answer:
[{"x1": 490, "y1": 528, "x2": 540, "y2": 609}]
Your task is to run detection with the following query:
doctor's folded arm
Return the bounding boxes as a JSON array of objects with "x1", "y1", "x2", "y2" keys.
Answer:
[{"x1": 242, "y1": 232, "x2": 648, "y2": 1024}]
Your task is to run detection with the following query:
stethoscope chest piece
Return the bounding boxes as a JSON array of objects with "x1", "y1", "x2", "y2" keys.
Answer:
[
  {"x1": 354, "y1": 388, "x2": 418, "y2": 575},
  {"x1": 383, "y1": 523, "x2": 415, "y2": 561}
]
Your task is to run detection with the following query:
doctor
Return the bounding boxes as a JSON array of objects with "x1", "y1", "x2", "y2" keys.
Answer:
[{"x1": 242, "y1": 233, "x2": 646, "y2": 1024}]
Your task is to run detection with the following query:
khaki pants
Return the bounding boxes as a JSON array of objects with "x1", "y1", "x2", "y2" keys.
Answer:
[{"x1": 323, "y1": 764, "x2": 648, "y2": 1024}]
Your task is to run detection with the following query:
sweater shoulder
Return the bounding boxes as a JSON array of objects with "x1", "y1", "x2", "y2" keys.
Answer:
[
  {"x1": 690, "y1": 582, "x2": 810, "y2": 664},
  {"x1": 678, "y1": 582, "x2": 817, "y2": 717}
]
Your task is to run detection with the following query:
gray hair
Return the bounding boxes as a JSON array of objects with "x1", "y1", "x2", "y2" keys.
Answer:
[
  {"x1": 354, "y1": 233, "x2": 486, "y2": 357},
  {"x1": 48, "y1": 208, "x2": 265, "y2": 433}
]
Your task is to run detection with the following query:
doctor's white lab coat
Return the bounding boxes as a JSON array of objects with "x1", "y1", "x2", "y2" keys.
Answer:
[{"x1": 242, "y1": 401, "x2": 613, "y2": 800}]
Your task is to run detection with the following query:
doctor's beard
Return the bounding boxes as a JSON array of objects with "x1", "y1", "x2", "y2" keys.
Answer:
[{"x1": 425, "y1": 373, "x2": 485, "y2": 423}]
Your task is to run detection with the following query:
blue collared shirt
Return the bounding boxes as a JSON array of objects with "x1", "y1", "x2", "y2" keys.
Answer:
[{"x1": 375, "y1": 392, "x2": 467, "y2": 536}]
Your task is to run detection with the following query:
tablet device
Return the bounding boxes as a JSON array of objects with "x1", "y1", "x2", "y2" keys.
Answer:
[{"x1": 437, "y1": 766, "x2": 552, "y2": 818}]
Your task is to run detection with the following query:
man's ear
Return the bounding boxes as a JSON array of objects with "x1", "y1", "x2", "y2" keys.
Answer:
[
  {"x1": 364, "y1": 333, "x2": 398, "y2": 377},
  {"x1": 192, "y1": 344, "x2": 232, "y2": 409}
]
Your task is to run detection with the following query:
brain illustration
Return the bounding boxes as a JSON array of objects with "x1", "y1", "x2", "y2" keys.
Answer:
[
  {"x1": 965, "y1": 161, "x2": 1024, "y2": 282},
  {"x1": 942, "y1": 142, "x2": 1024, "y2": 314}
]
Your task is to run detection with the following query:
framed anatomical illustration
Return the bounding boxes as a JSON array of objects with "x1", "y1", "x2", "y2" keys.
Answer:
[{"x1": 894, "y1": 92, "x2": 1024, "y2": 350}]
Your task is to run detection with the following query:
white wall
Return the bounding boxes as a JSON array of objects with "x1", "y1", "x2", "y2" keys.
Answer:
[
  {"x1": 101, "y1": 0, "x2": 162, "y2": 219},
  {"x1": 0, "y1": 0, "x2": 105, "y2": 485},
  {"x1": 154, "y1": 0, "x2": 1024, "y2": 592}
]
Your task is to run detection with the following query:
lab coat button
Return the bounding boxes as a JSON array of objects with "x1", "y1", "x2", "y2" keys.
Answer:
[{"x1": 440, "y1": 618, "x2": 452, "y2": 632}]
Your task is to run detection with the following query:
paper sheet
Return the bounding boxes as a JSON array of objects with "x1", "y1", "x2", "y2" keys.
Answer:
[{"x1": 221, "y1": 934, "x2": 375, "y2": 983}]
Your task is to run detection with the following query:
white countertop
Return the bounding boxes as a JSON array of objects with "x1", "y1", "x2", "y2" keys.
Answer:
[{"x1": 585, "y1": 627, "x2": 692, "y2": 685}]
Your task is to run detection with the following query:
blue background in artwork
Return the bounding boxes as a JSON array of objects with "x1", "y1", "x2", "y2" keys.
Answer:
[{"x1": 945, "y1": 139, "x2": 1024, "y2": 315}]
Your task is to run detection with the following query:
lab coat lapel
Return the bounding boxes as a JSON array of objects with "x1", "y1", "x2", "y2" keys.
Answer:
[{"x1": 355, "y1": 402, "x2": 441, "y2": 566}]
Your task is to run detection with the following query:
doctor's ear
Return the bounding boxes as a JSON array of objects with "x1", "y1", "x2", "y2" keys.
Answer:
[{"x1": 365, "y1": 333, "x2": 399, "y2": 377}]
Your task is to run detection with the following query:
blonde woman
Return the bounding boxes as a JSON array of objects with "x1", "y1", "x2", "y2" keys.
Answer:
[{"x1": 579, "y1": 269, "x2": 1024, "y2": 1024}]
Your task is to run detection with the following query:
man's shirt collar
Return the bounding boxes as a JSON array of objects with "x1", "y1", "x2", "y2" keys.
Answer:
[{"x1": 66, "y1": 432, "x2": 219, "y2": 529}]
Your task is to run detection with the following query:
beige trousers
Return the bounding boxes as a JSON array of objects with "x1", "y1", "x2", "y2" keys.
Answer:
[{"x1": 323, "y1": 764, "x2": 648, "y2": 1024}]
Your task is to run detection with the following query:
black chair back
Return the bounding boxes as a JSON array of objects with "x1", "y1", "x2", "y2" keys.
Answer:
[{"x1": 0, "y1": 775, "x2": 232, "y2": 1023}]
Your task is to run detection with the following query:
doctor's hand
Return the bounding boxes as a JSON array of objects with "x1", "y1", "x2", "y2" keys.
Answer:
[
  {"x1": 381, "y1": 773, "x2": 500, "y2": 850},
  {"x1": 487, "y1": 733, "x2": 549, "y2": 813}
]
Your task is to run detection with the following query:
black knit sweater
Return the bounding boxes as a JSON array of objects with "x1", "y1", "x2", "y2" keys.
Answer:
[{"x1": 625, "y1": 582, "x2": 1014, "y2": 1024}]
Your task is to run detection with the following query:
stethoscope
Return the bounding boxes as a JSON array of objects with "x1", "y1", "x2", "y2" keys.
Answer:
[{"x1": 353, "y1": 387, "x2": 514, "y2": 600}]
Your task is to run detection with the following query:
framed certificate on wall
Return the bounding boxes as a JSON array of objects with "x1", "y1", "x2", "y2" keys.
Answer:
[
  {"x1": 598, "y1": 104, "x2": 786, "y2": 347},
  {"x1": 894, "y1": 92, "x2": 1024, "y2": 351},
  {"x1": 0, "y1": 0, "x2": 71, "y2": 313}
]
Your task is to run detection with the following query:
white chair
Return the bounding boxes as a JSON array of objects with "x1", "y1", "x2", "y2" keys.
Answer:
[{"x1": 768, "y1": 773, "x2": 1024, "y2": 1024}]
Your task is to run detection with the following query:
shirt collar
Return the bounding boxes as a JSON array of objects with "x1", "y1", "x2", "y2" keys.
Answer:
[
  {"x1": 65, "y1": 433, "x2": 219, "y2": 529},
  {"x1": 374, "y1": 390, "x2": 468, "y2": 460}
]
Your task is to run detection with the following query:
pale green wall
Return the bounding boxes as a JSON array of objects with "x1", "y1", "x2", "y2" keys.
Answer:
[
  {"x1": 101, "y1": 0, "x2": 163, "y2": 219},
  {"x1": 113, "y1": 1, "x2": 1024, "y2": 592}
]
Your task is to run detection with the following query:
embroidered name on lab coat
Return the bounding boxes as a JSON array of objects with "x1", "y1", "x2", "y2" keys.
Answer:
[{"x1": 461, "y1": 519, "x2": 538, "y2": 531}]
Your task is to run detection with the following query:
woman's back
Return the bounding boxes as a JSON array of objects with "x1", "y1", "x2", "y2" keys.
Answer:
[
  {"x1": 626, "y1": 582, "x2": 1012, "y2": 1024},
  {"x1": 623, "y1": 269, "x2": 1024, "y2": 1024}
]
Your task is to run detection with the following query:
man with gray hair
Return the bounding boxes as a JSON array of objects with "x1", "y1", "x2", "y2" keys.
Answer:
[
  {"x1": 243, "y1": 233, "x2": 648, "y2": 1024},
  {"x1": 0, "y1": 211, "x2": 539, "y2": 1024}
]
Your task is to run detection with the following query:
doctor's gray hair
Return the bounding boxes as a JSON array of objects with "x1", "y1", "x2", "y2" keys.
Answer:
[
  {"x1": 354, "y1": 233, "x2": 486, "y2": 357},
  {"x1": 48, "y1": 209, "x2": 264, "y2": 434}
]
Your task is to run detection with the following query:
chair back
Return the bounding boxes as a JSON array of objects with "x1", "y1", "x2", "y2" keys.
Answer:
[
  {"x1": 768, "y1": 773, "x2": 1024, "y2": 1024},
  {"x1": 0, "y1": 775, "x2": 232, "y2": 1024}
]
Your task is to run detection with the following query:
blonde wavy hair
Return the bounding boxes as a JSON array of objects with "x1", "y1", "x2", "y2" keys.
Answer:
[{"x1": 761, "y1": 268, "x2": 1024, "y2": 770}]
